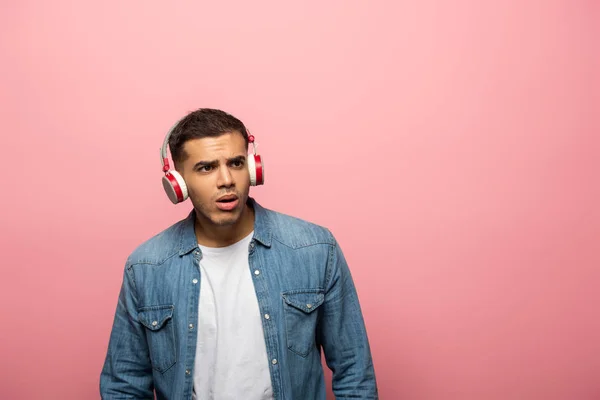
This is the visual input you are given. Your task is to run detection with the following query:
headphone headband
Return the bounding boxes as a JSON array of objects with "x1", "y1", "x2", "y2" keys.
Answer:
[{"x1": 160, "y1": 119, "x2": 181, "y2": 172}]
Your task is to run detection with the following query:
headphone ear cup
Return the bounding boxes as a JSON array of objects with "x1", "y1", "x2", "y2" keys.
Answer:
[
  {"x1": 248, "y1": 155, "x2": 257, "y2": 186},
  {"x1": 255, "y1": 154, "x2": 264, "y2": 185},
  {"x1": 248, "y1": 154, "x2": 265, "y2": 186},
  {"x1": 162, "y1": 170, "x2": 189, "y2": 204}
]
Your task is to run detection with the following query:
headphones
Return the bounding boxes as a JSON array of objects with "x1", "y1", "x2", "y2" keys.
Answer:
[{"x1": 160, "y1": 119, "x2": 265, "y2": 204}]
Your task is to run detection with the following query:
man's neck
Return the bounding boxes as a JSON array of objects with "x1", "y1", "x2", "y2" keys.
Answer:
[{"x1": 194, "y1": 204, "x2": 255, "y2": 248}]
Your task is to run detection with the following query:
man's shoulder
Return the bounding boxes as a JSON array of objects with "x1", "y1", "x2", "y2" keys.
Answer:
[
  {"x1": 125, "y1": 215, "x2": 189, "y2": 267},
  {"x1": 264, "y1": 207, "x2": 336, "y2": 249}
]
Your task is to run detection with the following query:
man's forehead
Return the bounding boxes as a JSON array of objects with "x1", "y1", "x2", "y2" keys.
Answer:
[{"x1": 182, "y1": 135, "x2": 246, "y2": 159}]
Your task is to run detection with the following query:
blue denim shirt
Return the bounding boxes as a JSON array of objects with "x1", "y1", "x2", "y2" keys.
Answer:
[{"x1": 100, "y1": 198, "x2": 378, "y2": 399}]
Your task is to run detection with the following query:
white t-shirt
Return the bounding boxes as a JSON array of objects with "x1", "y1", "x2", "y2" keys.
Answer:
[{"x1": 192, "y1": 231, "x2": 274, "y2": 400}]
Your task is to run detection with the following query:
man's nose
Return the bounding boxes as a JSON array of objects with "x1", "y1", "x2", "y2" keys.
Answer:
[{"x1": 217, "y1": 166, "x2": 234, "y2": 188}]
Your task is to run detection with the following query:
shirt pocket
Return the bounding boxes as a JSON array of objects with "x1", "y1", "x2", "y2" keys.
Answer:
[
  {"x1": 281, "y1": 289, "x2": 325, "y2": 357},
  {"x1": 138, "y1": 304, "x2": 177, "y2": 373}
]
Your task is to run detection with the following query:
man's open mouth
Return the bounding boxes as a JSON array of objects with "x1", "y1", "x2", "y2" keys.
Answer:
[{"x1": 216, "y1": 194, "x2": 238, "y2": 203}]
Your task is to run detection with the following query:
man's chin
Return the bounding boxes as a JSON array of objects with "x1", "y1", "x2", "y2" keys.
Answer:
[
  {"x1": 211, "y1": 210, "x2": 242, "y2": 226},
  {"x1": 194, "y1": 197, "x2": 249, "y2": 227},
  {"x1": 212, "y1": 217, "x2": 238, "y2": 227}
]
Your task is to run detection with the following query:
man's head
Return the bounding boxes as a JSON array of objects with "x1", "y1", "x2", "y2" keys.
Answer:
[{"x1": 168, "y1": 108, "x2": 252, "y2": 229}]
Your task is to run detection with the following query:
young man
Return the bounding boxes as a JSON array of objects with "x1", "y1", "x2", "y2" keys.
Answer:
[{"x1": 99, "y1": 108, "x2": 378, "y2": 399}]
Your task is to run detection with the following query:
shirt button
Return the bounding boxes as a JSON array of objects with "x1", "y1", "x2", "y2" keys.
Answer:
[
  {"x1": 264, "y1": 314, "x2": 270, "y2": 320},
  {"x1": 185, "y1": 369, "x2": 191, "y2": 375},
  {"x1": 254, "y1": 270, "x2": 260, "y2": 275},
  {"x1": 192, "y1": 278, "x2": 198, "y2": 284},
  {"x1": 271, "y1": 359, "x2": 278, "y2": 365},
  {"x1": 189, "y1": 324, "x2": 194, "y2": 329},
  {"x1": 152, "y1": 321, "x2": 158, "y2": 326},
  {"x1": 306, "y1": 304, "x2": 312, "y2": 309}
]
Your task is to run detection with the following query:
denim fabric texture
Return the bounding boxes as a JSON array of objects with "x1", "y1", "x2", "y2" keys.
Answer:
[{"x1": 100, "y1": 197, "x2": 378, "y2": 399}]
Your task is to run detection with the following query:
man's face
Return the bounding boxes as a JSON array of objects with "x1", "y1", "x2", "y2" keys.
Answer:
[{"x1": 178, "y1": 131, "x2": 250, "y2": 227}]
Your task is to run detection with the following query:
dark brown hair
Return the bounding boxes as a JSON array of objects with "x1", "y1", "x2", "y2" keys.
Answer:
[{"x1": 169, "y1": 108, "x2": 249, "y2": 166}]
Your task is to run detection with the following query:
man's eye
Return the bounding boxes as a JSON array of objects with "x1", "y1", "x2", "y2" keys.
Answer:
[
  {"x1": 199, "y1": 166, "x2": 212, "y2": 172},
  {"x1": 232, "y1": 160, "x2": 244, "y2": 167}
]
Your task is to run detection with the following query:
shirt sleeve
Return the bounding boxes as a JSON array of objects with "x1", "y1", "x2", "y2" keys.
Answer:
[
  {"x1": 318, "y1": 234, "x2": 379, "y2": 399},
  {"x1": 99, "y1": 263, "x2": 154, "y2": 399}
]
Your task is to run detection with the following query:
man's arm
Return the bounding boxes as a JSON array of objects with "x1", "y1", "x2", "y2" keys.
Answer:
[
  {"x1": 100, "y1": 264, "x2": 154, "y2": 399},
  {"x1": 318, "y1": 235, "x2": 378, "y2": 399}
]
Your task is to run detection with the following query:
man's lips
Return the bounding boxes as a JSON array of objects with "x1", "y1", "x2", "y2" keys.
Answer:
[
  {"x1": 216, "y1": 194, "x2": 238, "y2": 202},
  {"x1": 216, "y1": 194, "x2": 239, "y2": 211}
]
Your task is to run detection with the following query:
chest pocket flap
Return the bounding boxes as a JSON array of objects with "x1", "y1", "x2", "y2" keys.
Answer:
[
  {"x1": 282, "y1": 290, "x2": 325, "y2": 313},
  {"x1": 138, "y1": 305, "x2": 174, "y2": 330}
]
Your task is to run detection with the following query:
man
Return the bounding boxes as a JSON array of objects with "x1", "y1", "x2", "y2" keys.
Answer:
[{"x1": 99, "y1": 108, "x2": 378, "y2": 399}]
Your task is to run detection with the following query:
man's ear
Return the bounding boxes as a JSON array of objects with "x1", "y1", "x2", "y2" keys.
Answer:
[
  {"x1": 174, "y1": 162, "x2": 184, "y2": 177},
  {"x1": 172, "y1": 148, "x2": 188, "y2": 176}
]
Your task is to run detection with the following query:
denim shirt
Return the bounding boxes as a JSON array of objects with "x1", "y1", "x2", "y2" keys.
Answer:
[{"x1": 100, "y1": 198, "x2": 378, "y2": 399}]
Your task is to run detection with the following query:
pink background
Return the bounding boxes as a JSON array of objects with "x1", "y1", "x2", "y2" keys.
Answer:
[{"x1": 1, "y1": 1, "x2": 599, "y2": 399}]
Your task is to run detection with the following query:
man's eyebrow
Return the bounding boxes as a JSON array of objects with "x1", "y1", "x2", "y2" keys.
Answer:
[
  {"x1": 229, "y1": 155, "x2": 246, "y2": 163},
  {"x1": 193, "y1": 160, "x2": 218, "y2": 169},
  {"x1": 193, "y1": 155, "x2": 246, "y2": 169}
]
